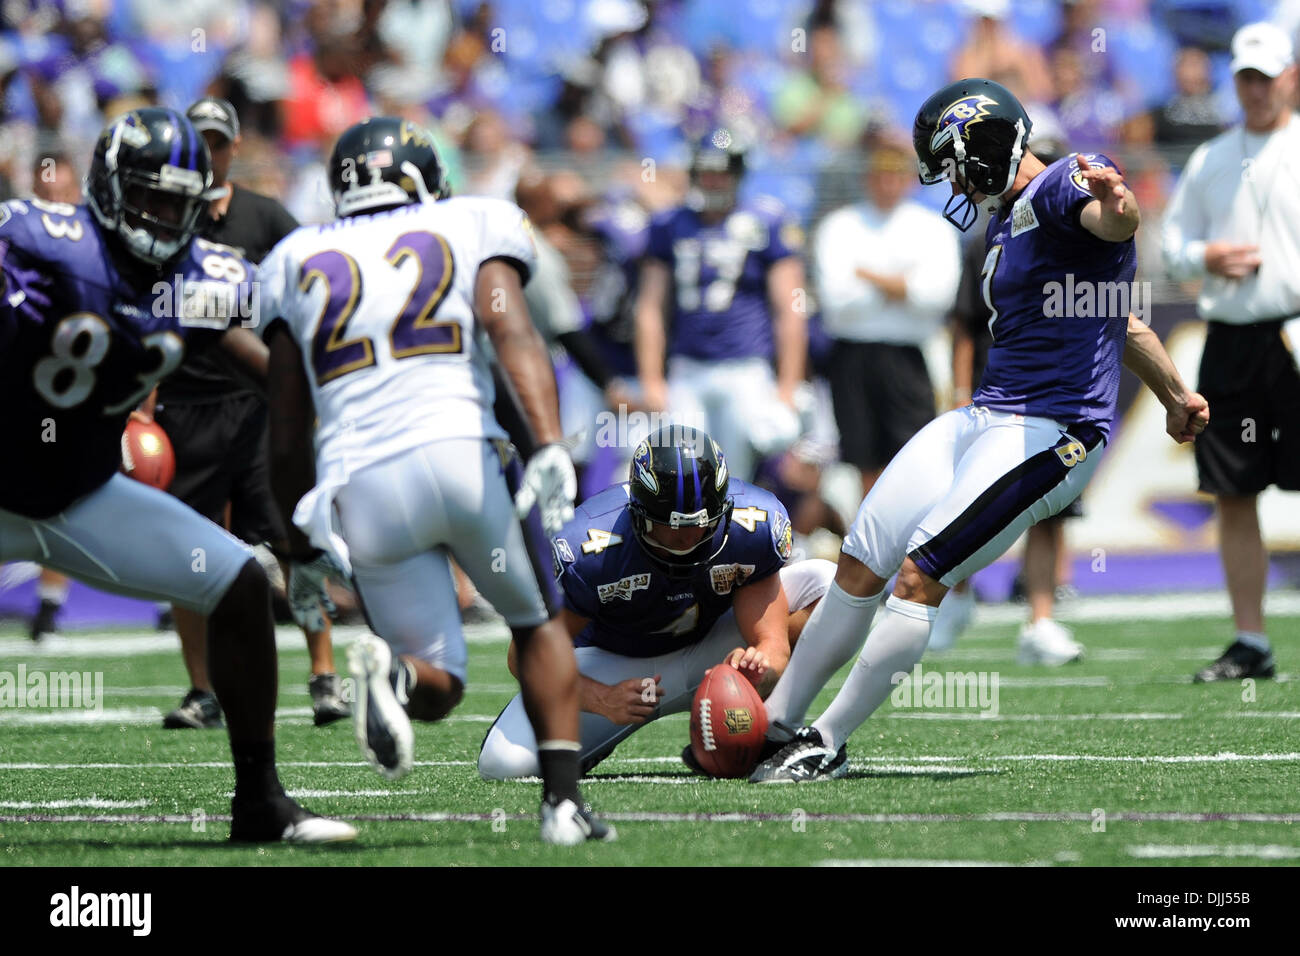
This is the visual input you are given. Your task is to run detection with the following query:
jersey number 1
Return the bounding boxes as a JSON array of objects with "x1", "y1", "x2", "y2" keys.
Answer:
[{"x1": 303, "y1": 230, "x2": 461, "y2": 385}]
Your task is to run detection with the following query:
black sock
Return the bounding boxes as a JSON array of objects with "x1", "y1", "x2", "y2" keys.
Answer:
[
  {"x1": 538, "y1": 745, "x2": 581, "y2": 804},
  {"x1": 231, "y1": 738, "x2": 284, "y2": 802}
]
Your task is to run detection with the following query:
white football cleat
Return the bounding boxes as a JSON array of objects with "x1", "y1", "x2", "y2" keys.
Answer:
[
  {"x1": 928, "y1": 586, "x2": 976, "y2": 652},
  {"x1": 348, "y1": 634, "x2": 414, "y2": 780},
  {"x1": 540, "y1": 797, "x2": 617, "y2": 845},
  {"x1": 281, "y1": 816, "x2": 360, "y2": 843},
  {"x1": 1018, "y1": 618, "x2": 1084, "y2": 666}
]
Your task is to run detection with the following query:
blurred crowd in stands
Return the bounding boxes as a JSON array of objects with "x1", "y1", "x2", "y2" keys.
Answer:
[{"x1": 1, "y1": 0, "x2": 1293, "y2": 259}]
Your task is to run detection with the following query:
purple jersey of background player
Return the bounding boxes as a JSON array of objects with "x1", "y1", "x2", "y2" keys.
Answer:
[
  {"x1": 553, "y1": 478, "x2": 791, "y2": 658},
  {"x1": 582, "y1": 194, "x2": 649, "y2": 378},
  {"x1": 0, "y1": 199, "x2": 255, "y2": 519},
  {"x1": 646, "y1": 196, "x2": 800, "y2": 362},
  {"x1": 974, "y1": 153, "x2": 1137, "y2": 436}
]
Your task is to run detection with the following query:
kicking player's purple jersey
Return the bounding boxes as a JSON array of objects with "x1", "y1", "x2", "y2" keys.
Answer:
[
  {"x1": 646, "y1": 197, "x2": 802, "y2": 362},
  {"x1": 0, "y1": 199, "x2": 255, "y2": 518},
  {"x1": 974, "y1": 153, "x2": 1136, "y2": 436},
  {"x1": 553, "y1": 478, "x2": 792, "y2": 658}
]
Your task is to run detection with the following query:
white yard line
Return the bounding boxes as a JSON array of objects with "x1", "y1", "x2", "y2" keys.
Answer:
[
  {"x1": 0, "y1": 798, "x2": 151, "y2": 809},
  {"x1": 1126, "y1": 844, "x2": 1300, "y2": 859}
]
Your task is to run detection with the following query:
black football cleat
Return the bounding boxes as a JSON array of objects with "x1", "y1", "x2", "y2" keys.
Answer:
[
  {"x1": 163, "y1": 688, "x2": 224, "y2": 729},
  {"x1": 230, "y1": 793, "x2": 357, "y2": 844},
  {"x1": 348, "y1": 634, "x2": 414, "y2": 779},
  {"x1": 1193, "y1": 640, "x2": 1276, "y2": 683},
  {"x1": 29, "y1": 598, "x2": 60, "y2": 642},
  {"x1": 748, "y1": 726, "x2": 848, "y2": 783},
  {"x1": 309, "y1": 672, "x2": 352, "y2": 726},
  {"x1": 540, "y1": 794, "x2": 617, "y2": 845}
]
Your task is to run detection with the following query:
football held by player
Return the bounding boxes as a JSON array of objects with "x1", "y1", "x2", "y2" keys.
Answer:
[
  {"x1": 476, "y1": 425, "x2": 835, "y2": 779},
  {"x1": 748, "y1": 78, "x2": 1210, "y2": 783},
  {"x1": 0, "y1": 108, "x2": 355, "y2": 842},
  {"x1": 256, "y1": 117, "x2": 612, "y2": 845}
]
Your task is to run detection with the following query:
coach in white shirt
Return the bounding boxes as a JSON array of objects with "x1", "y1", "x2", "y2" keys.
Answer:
[
  {"x1": 814, "y1": 137, "x2": 960, "y2": 496},
  {"x1": 1161, "y1": 21, "x2": 1300, "y2": 683}
]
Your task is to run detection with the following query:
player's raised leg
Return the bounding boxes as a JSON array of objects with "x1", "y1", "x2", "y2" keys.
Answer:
[
  {"x1": 752, "y1": 413, "x2": 1103, "y2": 782},
  {"x1": 758, "y1": 408, "x2": 972, "y2": 748}
]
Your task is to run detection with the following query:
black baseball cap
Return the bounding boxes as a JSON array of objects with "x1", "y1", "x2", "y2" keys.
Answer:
[{"x1": 186, "y1": 97, "x2": 240, "y2": 143}]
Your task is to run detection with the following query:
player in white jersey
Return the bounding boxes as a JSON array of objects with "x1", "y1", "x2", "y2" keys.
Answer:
[{"x1": 254, "y1": 118, "x2": 612, "y2": 845}]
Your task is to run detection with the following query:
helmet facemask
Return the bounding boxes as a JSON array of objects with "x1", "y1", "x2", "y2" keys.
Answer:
[
  {"x1": 630, "y1": 498, "x2": 734, "y2": 578},
  {"x1": 87, "y1": 116, "x2": 216, "y2": 267}
]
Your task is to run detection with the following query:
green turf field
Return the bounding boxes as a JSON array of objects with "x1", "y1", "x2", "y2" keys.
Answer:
[{"x1": 1, "y1": 602, "x2": 1297, "y2": 866}]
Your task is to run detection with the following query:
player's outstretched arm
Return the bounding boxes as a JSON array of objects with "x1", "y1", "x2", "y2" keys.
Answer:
[
  {"x1": 731, "y1": 572, "x2": 792, "y2": 697},
  {"x1": 767, "y1": 256, "x2": 808, "y2": 404},
  {"x1": 1077, "y1": 154, "x2": 1140, "y2": 242},
  {"x1": 634, "y1": 258, "x2": 670, "y2": 412},
  {"x1": 478, "y1": 258, "x2": 576, "y2": 533},
  {"x1": 1122, "y1": 313, "x2": 1209, "y2": 444}
]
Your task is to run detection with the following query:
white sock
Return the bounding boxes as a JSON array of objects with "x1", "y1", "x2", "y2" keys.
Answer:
[
  {"x1": 38, "y1": 580, "x2": 69, "y2": 604},
  {"x1": 812, "y1": 595, "x2": 938, "y2": 751},
  {"x1": 1236, "y1": 631, "x2": 1270, "y2": 654},
  {"x1": 764, "y1": 582, "x2": 884, "y2": 740}
]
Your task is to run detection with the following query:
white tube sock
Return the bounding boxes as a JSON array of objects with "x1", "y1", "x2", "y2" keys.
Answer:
[
  {"x1": 812, "y1": 595, "x2": 938, "y2": 751},
  {"x1": 764, "y1": 581, "x2": 884, "y2": 739}
]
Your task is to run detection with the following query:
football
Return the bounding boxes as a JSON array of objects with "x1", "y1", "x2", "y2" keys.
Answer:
[
  {"x1": 120, "y1": 418, "x2": 176, "y2": 491},
  {"x1": 689, "y1": 665, "x2": 768, "y2": 778}
]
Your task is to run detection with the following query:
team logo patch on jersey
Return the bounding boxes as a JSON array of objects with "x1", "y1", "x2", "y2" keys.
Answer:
[
  {"x1": 930, "y1": 94, "x2": 998, "y2": 154},
  {"x1": 1011, "y1": 196, "x2": 1039, "y2": 237},
  {"x1": 1069, "y1": 154, "x2": 1101, "y2": 195},
  {"x1": 632, "y1": 440, "x2": 658, "y2": 494},
  {"x1": 710, "y1": 563, "x2": 755, "y2": 595},
  {"x1": 724, "y1": 708, "x2": 753, "y2": 735},
  {"x1": 771, "y1": 511, "x2": 793, "y2": 561},
  {"x1": 597, "y1": 573, "x2": 651, "y2": 603}
]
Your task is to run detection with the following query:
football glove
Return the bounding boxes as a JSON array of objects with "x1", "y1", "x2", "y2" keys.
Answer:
[
  {"x1": 288, "y1": 552, "x2": 342, "y2": 633},
  {"x1": 513, "y1": 442, "x2": 577, "y2": 536}
]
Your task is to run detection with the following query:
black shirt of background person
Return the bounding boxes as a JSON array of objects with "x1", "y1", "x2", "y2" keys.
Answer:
[{"x1": 158, "y1": 184, "x2": 299, "y2": 403}]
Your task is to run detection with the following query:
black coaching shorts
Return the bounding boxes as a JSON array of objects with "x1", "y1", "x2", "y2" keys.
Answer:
[
  {"x1": 828, "y1": 340, "x2": 936, "y2": 473},
  {"x1": 154, "y1": 394, "x2": 286, "y2": 545},
  {"x1": 1194, "y1": 320, "x2": 1300, "y2": 496}
]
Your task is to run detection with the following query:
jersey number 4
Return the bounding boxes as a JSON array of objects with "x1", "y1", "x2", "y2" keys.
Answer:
[{"x1": 303, "y1": 230, "x2": 461, "y2": 385}]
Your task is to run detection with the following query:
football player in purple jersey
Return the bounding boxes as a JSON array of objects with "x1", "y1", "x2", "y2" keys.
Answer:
[
  {"x1": 635, "y1": 129, "x2": 808, "y2": 484},
  {"x1": 0, "y1": 108, "x2": 355, "y2": 841},
  {"x1": 749, "y1": 78, "x2": 1210, "y2": 783}
]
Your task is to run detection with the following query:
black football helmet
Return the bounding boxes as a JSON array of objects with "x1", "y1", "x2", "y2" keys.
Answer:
[
  {"x1": 86, "y1": 108, "x2": 221, "y2": 266},
  {"x1": 628, "y1": 425, "x2": 734, "y2": 577},
  {"x1": 913, "y1": 78, "x2": 1032, "y2": 231},
  {"x1": 689, "y1": 127, "x2": 745, "y2": 214},
  {"x1": 328, "y1": 117, "x2": 449, "y2": 218}
]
